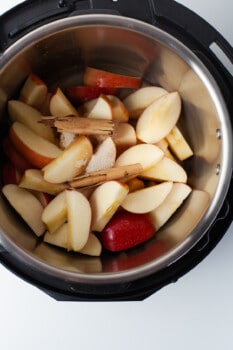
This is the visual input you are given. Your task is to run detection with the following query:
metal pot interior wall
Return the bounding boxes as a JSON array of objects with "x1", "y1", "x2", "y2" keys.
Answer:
[{"x1": 0, "y1": 15, "x2": 232, "y2": 285}]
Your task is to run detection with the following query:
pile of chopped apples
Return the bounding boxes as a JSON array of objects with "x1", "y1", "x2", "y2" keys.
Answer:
[{"x1": 1, "y1": 67, "x2": 194, "y2": 256}]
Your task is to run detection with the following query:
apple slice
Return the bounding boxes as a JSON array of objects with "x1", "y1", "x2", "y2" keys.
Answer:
[
  {"x1": 65, "y1": 86, "x2": 118, "y2": 105},
  {"x1": 115, "y1": 143, "x2": 164, "y2": 171},
  {"x1": 141, "y1": 156, "x2": 187, "y2": 183},
  {"x1": 59, "y1": 131, "x2": 76, "y2": 149},
  {"x1": 83, "y1": 66, "x2": 141, "y2": 89},
  {"x1": 81, "y1": 94, "x2": 113, "y2": 120},
  {"x1": 2, "y1": 162, "x2": 21, "y2": 185},
  {"x1": 149, "y1": 183, "x2": 192, "y2": 230},
  {"x1": 166, "y1": 126, "x2": 194, "y2": 160},
  {"x1": 41, "y1": 190, "x2": 67, "y2": 233},
  {"x1": 44, "y1": 224, "x2": 102, "y2": 256},
  {"x1": 85, "y1": 137, "x2": 116, "y2": 173},
  {"x1": 66, "y1": 189, "x2": 92, "y2": 251},
  {"x1": 123, "y1": 86, "x2": 168, "y2": 118},
  {"x1": 156, "y1": 139, "x2": 175, "y2": 160},
  {"x1": 89, "y1": 180, "x2": 129, "y2": 232},
  {"x1": 49, "y1": 87, "x2": 79, "y2": 117},
  {"x1": 9, "y1": 122, "x2": 61, "y2": 168},
  {"x1": 2, "y1": 137, "x2": 32, "y2": 173},
  {"x1": 106, "y1": 95, "x2": 129, "y2": 122},
  {"x1": 112, "y1": 122, "x2": 137, "y2": 155},
  {"x1": 121, "y1": 181, "x2": 173, "y2": 213},
  {"x1": 19, "y1": 169, "x2": 66, "y2": 195},
  {"x1": 43, "y1": 135, "x2": 93, "y2": 183},
  {"x1": 19, "y1": 73, "x2": 48, "y2": 109},
  {"x1": 8, "y1": 100, "x2": 55, "y2": 143},
  {"x1": 136, "y1": 92, "x2": 181, "y2": 143},
  {"x1": 2, "y1": 184, "x2": 46, "y2": 237}
]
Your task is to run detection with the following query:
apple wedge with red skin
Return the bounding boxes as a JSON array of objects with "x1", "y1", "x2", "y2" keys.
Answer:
[
  {"x1": 100, "y1": 210, "x2": 155, "y2": 252},
  {"x1": 83, "y1": 67, "x2": 141, "y2": 89},
  {"x1": 2, "y1": 137, "x2": 33, "y2": 173},
  {"x1": 9, "y1": 122, "x2": 62, "y2": 169},
  {"x1": 2, "y1": 184, "x2": 46, "y2": 237},
  {"x1": 50, "y1": 87, "x2": 79, "y2": 117},
  {"x1": 65, "y1": 86, "x2": 118, "y2": 105}
]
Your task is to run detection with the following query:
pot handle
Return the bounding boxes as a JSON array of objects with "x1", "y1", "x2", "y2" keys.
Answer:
[{"x1": 0, "y1": 0, "x2": 154, "y2": 52}]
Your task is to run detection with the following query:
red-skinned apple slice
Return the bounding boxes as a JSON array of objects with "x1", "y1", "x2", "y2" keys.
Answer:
[
  {"x1": 141, "y1": 156, "x2": 187, "y2": 183},
  {"x1": 85, "y1": 137, "x2": 116, "y2": 173},
  {"x1": 106, "y1": 95, "x2": 129, "y2": 122},
  {"x1": 8, "y1": 100, "x2": 55, "y2": 142},
  {"x1": 2, "y1": 184, "x2": 46, "y2": 237},
  {"x1": 136, "y1": 92, "x2": 181, "y2": 143},
  {"x1": 66, "y1": 190, "x2": 92, "y2": 251},
  {"x1": 19, "y1": 169, "x2": 66, "y2": 195},
  {"x1": 2, "y1": 162, "x2": 21, "y2": 185},
  {"x1": 9, "y1": 122, "x2": 61, "y2": 168},
  {"x1": 43, "y1": 135, "x2": 93, "y2": 183},
  {"x1": 81, "y1": 94, "x2": 113, "y2": 120},
  {"x1": 19, "y1": 72, "x2": 48, "y2": 109},
  {"x1": 121, "y1": 181, "x2": 173, "y2": 214},
  {"x1": 89, "y1": 180, "x2": 129, "y2": 232},
  {"x1": 44, "y1": 224, "x2": 102, "y2": 256},
  {"x1": 123, "y1": 86, "x2": 168, "y2": 118},
  {"x1": 41, "y1": 190, "x2": 67, "y2": 233},
  {"x1": 65, "y1": 86, "x2": 118, "y2": 105},
  {"x1": 115, "y1": 143, "x2": 164, "y2": 172},
  {"x1": 149, "y1": 183, "x2": 192, "y2": 230},
  {"x1": 49, "y1": 87, "x2": 79, "y2": 117},
  {"x1": 100, "y1": 211, "x2": 155, "y2": 252},
  {"x1": 83, "y1": 67, "x2": 141, "y2": 89},
  {"x1": 2, "y1": 137, "x2": 33, "y2": 173}
]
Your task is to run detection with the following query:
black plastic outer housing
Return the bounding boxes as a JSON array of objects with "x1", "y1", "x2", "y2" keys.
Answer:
[{"x1": 0, "y1": 0, "x2": 233, "y2": 301}]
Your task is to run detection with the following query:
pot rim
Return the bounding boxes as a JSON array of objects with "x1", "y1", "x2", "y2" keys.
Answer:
[{"x1": 0, "y1": 14, "x2": 232, "y2": 284}]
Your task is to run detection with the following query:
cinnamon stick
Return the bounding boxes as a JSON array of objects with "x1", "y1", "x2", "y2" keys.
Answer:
[
  {"x1": 69, "y1": 163, "x2": 143, "y2": 189},
  {"x1": 41, "y1": 115, "x2": 114, "y2": 136}
]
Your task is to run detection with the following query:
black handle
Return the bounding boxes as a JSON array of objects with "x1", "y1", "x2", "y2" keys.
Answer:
[{"x1": 0, "y1": 0, "x2": 155, "y2": 52}]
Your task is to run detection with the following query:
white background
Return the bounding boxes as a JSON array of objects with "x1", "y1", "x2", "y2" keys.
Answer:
[{"x1": 0, "y1": 1, "x2": 233, "y2": 349}]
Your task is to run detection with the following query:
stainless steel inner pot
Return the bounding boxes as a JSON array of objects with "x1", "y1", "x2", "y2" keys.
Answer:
[{"x1": 0, "y1": 14, "x2": 232, "y2": 285}]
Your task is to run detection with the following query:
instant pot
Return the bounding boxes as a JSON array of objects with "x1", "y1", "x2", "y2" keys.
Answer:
[{"x1": 0, "y1": 0, "x2": 232, "y2": 301}]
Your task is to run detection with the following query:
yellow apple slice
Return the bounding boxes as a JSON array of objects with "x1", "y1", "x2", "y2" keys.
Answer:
[
  {"x1": 156, "y1": 139, "x2": 175, "y2": 160},
  {"x1": 123, "y1": 86, "x2": 168, "y2": 118},
  {"x1": 150, "y1": 183, "x2": 192, "y2": 230},
  {"x1": 43, "y1": 135, "x2": 93, "y2": 183},
  {"x1": 115, "y1": 143, "x2": 164, "y2": 171},
  {"x1": 112, "y1": 122, "x2": 137, "y2": 155},
  {"x1": 2, "y1": 184, "x2": 45, "y2": 237},
  {"x1": 66, "y1": 190, "x2": 92, "y2": 251},
  {"x1": 82, "y1": 94, "x2": 113, "y2": 120},
  {"x1": 19, "y1": 169, "x2": 66, "y2": 195},
  {"x1": 136, "y1": 92, "x2": 181, "y2": 143},
  {"x1": 41, "y1": 190, "x2": 67, "y2": 233},
  {"x1": 89, "y1": 180, "x2": 129, "y2": 232},
  {"x1": 121, "y1": 181, "x2": 173, "y2": 213},
  {"x1": 85, "y1": 136, "x2": 116, "y2": 173},
  {"x1": 141, "y1": 156, "x2": 187, "y2": 183},
  {"x1": 8, "y1": 100, "x2": 55, "y2": 143},
  {"x1": 166, "y1": 126, "x2": 194, "y2": 160},
  {"x1": 44, "y1": 224, "x2": 102, "y2": 256},
  {"x1": 19, "y1": 73, "x2": 48, "y2": 109},
  {"x1": 9, "y1": 122, "x2": 61, "y2": 168},
  {"x1": 106, "y1": 95, "x2": 129, "y2": 122},
  {"x1": 49, "y1": 87, "x2": 79, "y2": 117}
]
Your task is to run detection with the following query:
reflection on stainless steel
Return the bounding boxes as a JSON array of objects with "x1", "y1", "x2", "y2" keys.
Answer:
[{"x1": 0, "y1": 15, "x2": 232, "y2": 284}]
